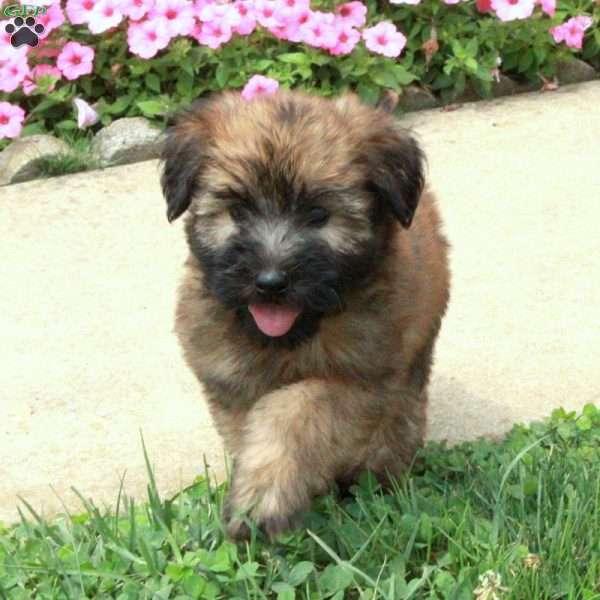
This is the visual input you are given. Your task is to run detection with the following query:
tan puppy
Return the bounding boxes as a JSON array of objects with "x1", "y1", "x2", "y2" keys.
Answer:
[{"x1": 161, "y1": 89, "x2": 450, "y2": 540}]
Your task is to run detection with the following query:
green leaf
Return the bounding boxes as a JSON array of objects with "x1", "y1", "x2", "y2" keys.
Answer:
[
  {"x1": 234, "y1": 561, "x2": 260, "y2": 580},
  {"x1": 288, "y1": 561, "x2": 314, "y2": 586},
  {"x1": 576, "y1": 415, "x2": 592, "y2": 431},
  {"x1": 176, "y1": 71, "x2": 195, "y2": 98},
  {"x1": 318, "y1": 564, "x2": 354, "y2": 594},
  {"x1": 145, "y1": 73, "x2": 161, "y2": 93},
  {"x1": 392, "y1": 64, "x2": 417, "y2": 85},
  {"x1": 278, "y1": 52, "x2": 310, "y2": 65},
  {"x1": 136, "y1": 100, "x2": 165, "y2": 117},
  {"x1": 272, "y1": 583, "x2": 295, "y2": 600},
  {"x1": 215, "y1": 63, "x2": 231, "y2": 88},
  {"x1": 54, "y1": 120, "x2": 78, "y2": 132},
  {"x1": 105, "y1": 96, "x2": 131, "y2": 115},
  {"x1": 369, "y1": 65, "x2": 399, "y2": 90},
  {"x1": 356, "y1": 82, "x2": 381, "y2": 105},
  {"x1": 465, "y1": 57, "x2": 478, "y2": 72}
]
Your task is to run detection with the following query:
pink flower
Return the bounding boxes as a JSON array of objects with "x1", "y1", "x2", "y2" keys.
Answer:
[
  {"x1": 0, "y1": 50, "x2": 29, "y2": 93},
  {"x1": 66, "y1": 0, "x2": 96, "y2": 24},
  {"x1": 253, "y1": 0, "x2": 283, "y2": 28},
  {"x1": 88, "y1": 0, "x2": 124, "y2": 33},
  {"x1": 241, "y1": 74, "x2": 279, "y2": 100},
  {"x1": 73, "y1": 98, "x2": 99, "y2": 129},
  {"x1": 22, "y1": 63, "x2": 61, "y2": 95},
  {"x1": 268, "y1": 21, "x2": 299, "y2": 40},
  {"x1": 149, "y1": 0, "x2": 196, "y2": 37},
  {"x1": 121, "y1": 0, "x2": 154, "y2": 20},
  {"x1": 550, "y1": 16, "x2": 593, "y2": 49},
  {"x1": 442, "y1": 0, "x2": 461, "y2": 4},
  {"x1": 35, "y1": 2, "x2": 66, "y2": 36},
  {"x1": 276, "y1": 0, "x2": 309, "y2": 21},
  {"x1": 0, "y1": 101, "x2": 25, "y2": 139},
  {"x1": 300, "y1": 11, "x2": 337, "y2": 49},
  {"x1": 198, "y1": 2, "x2": 240, "y2": 28},
  {"x1": 194, "y1": 20, "x2": 232, "y2": 48},
  {"x1": 231, "y1": 0, "x2": 256, "y2": 35},
  {"x1": 56, "y1": 41, "x2": 94, "y2": 80},
  {"x1": 491, "y1": 0, "x2": 535, "y2": 22},
  {"x1": 127, "y1": 19, "x2": 171, "y2": 58},
  {"x1": 362, "y1": 21, "x2": 406, "y2": 58},
  {"x1": 329, "y1": 22, "x2": 361, "y2": 55},
  {"x1": 281, "y1": 8, "x2": 310, "y2": 41},
  {"x1": 335, "y1": 1, "x2": 366, "y2": 27},
  {"x1": 538, "y1": 0, "x2": 555, "y2": 16}
]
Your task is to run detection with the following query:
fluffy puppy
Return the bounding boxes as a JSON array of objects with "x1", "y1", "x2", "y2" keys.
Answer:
[{"x1": 161, "y1": 89, "x2": 450, "y2": 540}]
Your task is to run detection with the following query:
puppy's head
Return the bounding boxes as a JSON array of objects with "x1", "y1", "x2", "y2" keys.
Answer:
[{"x1": 161, "y1": 90, "x2": 425, "y2": 348}]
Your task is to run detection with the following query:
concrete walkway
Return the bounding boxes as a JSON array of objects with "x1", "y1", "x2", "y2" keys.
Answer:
[{"x1": 1, "y1": 82, "x2": 599, "y2": 525}]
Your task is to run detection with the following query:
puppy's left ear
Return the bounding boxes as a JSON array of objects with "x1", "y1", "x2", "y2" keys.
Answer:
[
  {"x1": 365, "y1": 125, "x2": 425, "y2": 228},
  {"x1": 161, "y1": 98, "x2": 212, "y2": 223}
]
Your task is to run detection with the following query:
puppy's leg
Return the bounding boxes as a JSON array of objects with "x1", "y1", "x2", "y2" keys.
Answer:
[{"x1": 224, "y1": 378, "x2": 424, "y2": 540}]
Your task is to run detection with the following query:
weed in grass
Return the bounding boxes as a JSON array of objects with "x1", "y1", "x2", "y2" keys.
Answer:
[{"x1": 0, "y1": 404, "x2": 599, "y2": 599}]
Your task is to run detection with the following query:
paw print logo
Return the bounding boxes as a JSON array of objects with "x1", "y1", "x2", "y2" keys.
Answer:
[{"x1": 5, "y1": 16, "x2": 45, "y2": 48}]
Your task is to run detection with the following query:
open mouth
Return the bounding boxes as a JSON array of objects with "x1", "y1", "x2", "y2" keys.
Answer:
[{"x1": 248, "y1": 303, "x2": 302, "y2": 337}]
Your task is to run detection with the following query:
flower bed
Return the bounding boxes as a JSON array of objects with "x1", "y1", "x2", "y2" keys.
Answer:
[{"x1": 0, "y1": 0, "x2": 598, "y2": 147}]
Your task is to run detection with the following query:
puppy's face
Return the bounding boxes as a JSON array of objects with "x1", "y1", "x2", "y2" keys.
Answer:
[{"x1": 161, "y1": 91, "x2": 424, "y2": 349}]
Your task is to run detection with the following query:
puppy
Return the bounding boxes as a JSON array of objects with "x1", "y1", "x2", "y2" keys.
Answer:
[{"x1": 161, "y1": 89, "x2": 450, "y2": 540}]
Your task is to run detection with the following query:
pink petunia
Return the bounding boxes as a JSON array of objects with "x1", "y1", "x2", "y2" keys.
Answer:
[
  {"x1": 442, "y1": 0, "x2": 462, "y2": 4},
  {"x1": 88, "y1": 0, "x2": 123, "y2": 34},
  {"x1": 22, "y1": 63, "x2": 61, "y2": 95},
  {"x1": 362, "y1": 21, "x2": 406, "y2": 58},
  {"x1": 538, "y1": 0, "x2": 555, "y2": 16},
  {"x1": 280, "y1": 8, "x2": 310, "y2": 41},
  {"x1": 127, "y1": 19, "x2": 171, "y2": 58},
  {"x1": 335, "y1": 1, "x2": 367, "y2": 27},
  {"x1": 550, "y1": 15, "x2": 593, "y2": 49},
  {"x1": 253, "y1": 0, "x2": 284, "y2": 28},
  {"x1": 121, "y1": 0, "x2": 154, "y2": 20},
  {"x1": 275, "y1": 0, "x2": 310, "y2": 21},
  {"x1": 300, "y1": 11, "x2": 337, "y2": 49},
  {"x1": 329, "y1": 22, "x2": 361, "y2": 56},
  {"x1": 241, "y1": 74, "x2": 279, "y2": 100},
  {"x1": 193, "y1": 20, "x2": 232, "y2": 48},
  {"x1": 73, "y1": 97, "x2": 99, "y2": 129},
  {"x1": 0, "y1": 49, "x2": 29, "y2": 93},
  {"x1": 268, "y1": 21, "x2": 299, "y2": 40},
  {"x1": 35, "y1": 2, "x2": 66, "y2": 36},
  {"x1": 491, "y1": 0, "x2": 535, "y2": 22},
  {"x1": 149, "y1": 0, "x2": 196, "y2": 37},
  {"x1": 198, "y1": 2, "x2": 240, "y2": 28},
  {"x1": 0, "y1": 101, "x2": 25, "y2": 139},
  {"x1": 66, "y1": 0, "x2": 96, "y2": 24},
  {"x1": 56, "y1": 41, "x2": 94, "y2": 80},
  {"x1": 231, "y1": 0, "x2": 256, "y2": 35}
]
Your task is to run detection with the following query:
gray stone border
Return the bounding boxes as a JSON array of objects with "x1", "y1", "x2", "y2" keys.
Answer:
[{"x1": 1, "y1": 59, "x2": 597, "y2": 187}]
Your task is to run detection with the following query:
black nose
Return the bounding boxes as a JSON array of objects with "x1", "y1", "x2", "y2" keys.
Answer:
[{"x1": 256, "y1": 269, "x2": 288, "y2": 294}]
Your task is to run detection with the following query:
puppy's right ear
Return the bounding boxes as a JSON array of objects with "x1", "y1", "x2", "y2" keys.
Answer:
[{"x1": 161, "y1": 99, "x2": 211, "y2": 223}]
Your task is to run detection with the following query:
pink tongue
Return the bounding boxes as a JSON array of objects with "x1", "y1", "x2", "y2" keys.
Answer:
[{"x1": 248, "y1": 303, "x2": 301, "y2": 337}]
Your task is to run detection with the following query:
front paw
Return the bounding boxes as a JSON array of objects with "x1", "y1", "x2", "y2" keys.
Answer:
[{"x1": 223, "y1": 480, "x2": 306, "y2": 541}]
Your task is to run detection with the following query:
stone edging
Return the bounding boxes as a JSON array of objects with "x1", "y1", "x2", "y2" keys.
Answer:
[{"x1": 1, "y1": 59, "x2": 597, "y2": 187}]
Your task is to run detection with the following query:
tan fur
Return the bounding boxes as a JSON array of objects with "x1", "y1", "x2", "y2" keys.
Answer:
[{"x1": 166, "y1": 90, "x2": 451, "y2": 540}]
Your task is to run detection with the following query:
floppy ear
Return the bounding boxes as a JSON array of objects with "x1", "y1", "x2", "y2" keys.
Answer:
[
  {"x1": 161, "y1": 99, "x2": 211, "y2": 223},
  {"x1": 365, "y1": 126, "x2": 426, "y2": 229}
]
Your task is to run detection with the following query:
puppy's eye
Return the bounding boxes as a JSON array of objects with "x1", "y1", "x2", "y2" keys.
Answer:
[
  {"x1": 306, "y1": 206, "x2": 330, "y2": 227},
  {"x1": 229, "y1": 204, "x2": 247, "y2": 222}
]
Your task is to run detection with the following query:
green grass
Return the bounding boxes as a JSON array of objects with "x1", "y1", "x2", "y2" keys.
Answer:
[
  {"x1": 32, "y1": 137, "x2": 102, "y2": 180},
  {"x1": 1, "y1": 405, "x2": 599, "y2": 600}
]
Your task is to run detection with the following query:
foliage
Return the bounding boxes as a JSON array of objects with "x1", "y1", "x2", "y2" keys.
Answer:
[{"x1": 1, "y1": 404, "x2": 599, "y2": 598}]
